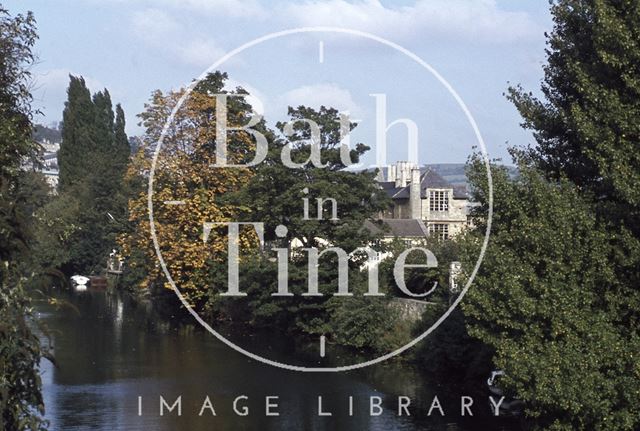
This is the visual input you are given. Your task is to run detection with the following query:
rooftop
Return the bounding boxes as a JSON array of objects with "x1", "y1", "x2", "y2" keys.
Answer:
[
  {"x1": 364, "y1": 219, "x2": 429, "y2": 238},
  {"x1": 378, "y1": 167, "x2": 468, "y2": 200}
]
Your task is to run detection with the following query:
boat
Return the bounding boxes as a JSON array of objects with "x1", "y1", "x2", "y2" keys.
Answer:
[{"x1": 70, "y1": 275, "x2": 90, "y2": 291}]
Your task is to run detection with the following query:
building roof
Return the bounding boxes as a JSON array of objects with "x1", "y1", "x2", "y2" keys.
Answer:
[
  {"x1": 380, "y1": 167, "x2": 468, "y2": 200},
  {"x1": 364, "y1": 219, "x2": 429, "y2": 238}
]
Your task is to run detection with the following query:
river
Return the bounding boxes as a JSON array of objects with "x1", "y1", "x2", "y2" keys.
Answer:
[{"x1": 36, "y1": 287, "x2": 519, "y2": 430}]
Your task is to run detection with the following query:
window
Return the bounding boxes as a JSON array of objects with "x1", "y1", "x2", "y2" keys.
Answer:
[
  {"x1": 428, "y1": 223, "x2": 449, "y2": 240},
  {"x1": 429, "y1": 190, "x2": 449, "y2": 212}
]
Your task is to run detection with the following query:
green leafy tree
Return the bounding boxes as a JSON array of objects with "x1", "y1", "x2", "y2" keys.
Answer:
[
  {"x1": 462, "y1": 158, "x2": 640, "y2": 430},
  {"x1": 236, "y1": 105, "x2": 387, "y2": 249},
  {"x1": 114, "y1": 104, "x2": 130, "y2": 178},
  {"x1": 212, "y1": 105, "x2": 395, "y2": 347},
  {"x1": 0, "y1": 5, "x2": 47, "y2": 430},
  {"x1": 460, "y1": 2, "x2": 640, "y2": 429},
  {"x1": 509, "y1": 0, "x2": 640, "y2": 231},
  {"x1": 509, "y1": 2, "x2": 640, "y2": 357},
  {"x1": 31, "y1": 191, "x2": 81, "y2": 271}
]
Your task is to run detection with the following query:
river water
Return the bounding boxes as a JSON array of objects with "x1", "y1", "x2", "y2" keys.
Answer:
[{"x1": 36, "y1": 287, "x2": 518, "y2": 430}]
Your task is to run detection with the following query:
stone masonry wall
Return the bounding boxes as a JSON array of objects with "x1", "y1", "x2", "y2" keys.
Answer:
[{"x1": 389, "y1": 297, "x2": 430, "y2": 322}]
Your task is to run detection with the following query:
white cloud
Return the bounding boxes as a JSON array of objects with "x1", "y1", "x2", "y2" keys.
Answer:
[
  {"x1": 102, "y1": 0, "x2": 266, "y2": 18},
  {"x1": 158, "y1": 0, "x2": 266, "y2": 18},
  {"x1": 178, "y1": 38, "x2": 227, "y2": 68},
  {"x1": 35, "y1": 68, "x2": 105, "y2": 94},
  {"x1": 131, "y1": 9, "x2": 226, "y2": 67},
  {"x1": 127, "y1": 0, "x2": 540, "y2": 46},
  {"x1": 277, "y1": 83, "x2": 363, "y2": 118},
  {"x1": 130, "y1": 7, "x2": 179, "y2": 39},
  {"x1": 283, "y1": 0, "x2": 542, "y2": 44},
  {"x1": 128, "y1": 1, "x2": 542, "y2": 69}
]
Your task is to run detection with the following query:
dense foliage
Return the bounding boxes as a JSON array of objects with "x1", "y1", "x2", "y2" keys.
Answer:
[
  {"x1": 44, "y1": 76, "x2": 130, "y2": 274},
  {"x1": 509, "y1": 1, "x2": 640, "y2": 222},
  {"x1": 462, "y1": 158, "x2": 639, "y2": 430},
  {"x1": 214, "y1": 104, "x2": 396, "y2": 345},
  {"x1": 119, "y1": 72, "x2": 408, "y2": 352},
  {"x1": 0, "y1": 5, "x2": 47, "y2": 430},
  {"x1": 119, "y1": 72, "x2": 259, "y2": 307},
  {"x1": 461, "y1": 1, "x2": 640, "y2": 429}
]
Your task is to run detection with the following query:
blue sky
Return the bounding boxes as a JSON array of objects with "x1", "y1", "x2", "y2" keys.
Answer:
[{"x1": 8, "y1": 0, "x2": 552, "y2": 165}]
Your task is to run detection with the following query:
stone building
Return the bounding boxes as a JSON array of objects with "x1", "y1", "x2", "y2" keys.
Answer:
[{"x1": 373, "y1": 161, "x2": 471, "y2": 240}]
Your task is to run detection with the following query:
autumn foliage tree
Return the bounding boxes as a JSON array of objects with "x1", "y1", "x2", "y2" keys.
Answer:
[{"x1": 120, "y1": 72, "x2": 259, "y2": 308}]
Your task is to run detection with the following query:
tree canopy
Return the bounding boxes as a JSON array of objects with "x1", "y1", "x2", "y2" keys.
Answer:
[
  {"x1": 462, "y1": 1, "x2": 640, "y2": 429},
  {"x1": 0, "y1": 6, "x2": 47, "y2": 430},
  {"x1": 120, "y1": 72, "x2": 258, "y2": 307},
  {"x1": 463, "y1": 158, "x2": 640, "y2": 430},
  {"x1": 119, "y1": 72, "x2": 405, "y2": 354},
  {"x1": 509, "y1": 0, "x2": 640, "y2": 230},
  {"x1": 53, "y1": 75, "x2": 130, "y2": 273}
]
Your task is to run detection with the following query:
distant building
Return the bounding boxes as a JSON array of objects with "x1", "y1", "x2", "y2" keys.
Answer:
[
  {"x1": 40, "y1": 138, "x2": 60, "y2": 156},
  {"x1": 27, "y1": 136, "x2": 61, "y2": 193},
  {"x1": 39, "y1": 142, "x2": 60, "y2": 191},
  {"x1": 372, "y1": 161, "x2": 473, "y2": 241}
]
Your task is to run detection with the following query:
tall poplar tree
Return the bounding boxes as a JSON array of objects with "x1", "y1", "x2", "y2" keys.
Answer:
[
  {"x1": 58, "y1": 76, "x2": 95, "y2": 192},
  {"x1": 57, "y1": 77, "x2": 130, "y2": 272},
  {"x1": 114, "y1": 104, "x2": 130, "y2": 176},
  {"x1": 462, "y1": 159, "x2": 640, "y2": 431},
  {"x1": 508, "y1": 0, "x2": 640, "y2": 359}
]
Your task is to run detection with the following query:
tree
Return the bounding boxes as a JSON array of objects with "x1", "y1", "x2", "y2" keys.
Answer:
[
  {"x1": 31, "y1": 191, "x2": 81, "y2": 271},
  {"x1": 234, "y1": 105, "x2": 388, "y2": 250},
  {"x1": 461, "y1": 155, "x2": 640, "y2": 430},
  {"x1": 120, "y1": 72, "x2": 257, "y2": 307},
  {"x1": 0, "y1": 5, "x2": 47, "y2": 430},
  {"x1": 55, "y1": 77, "x2": 130, "y2": 273},
  {"x1": 509, "y1": 0, "x2": 640, "y2": 232},
  {"x1": 210, "y1": 105, "x2": 394, "y2": 345},
  {"x1": 120, "y1": 75, "x2": 401, "y2": 351},
  {"x1": 114, "y1": 104, "x2": 130, "y2": 176},
  {"x1": 460, "y1": 2, "x2": 640, "y2": 429},
  {"x1": 58, "y1": 76, "x2": 95, "y2": 192}
]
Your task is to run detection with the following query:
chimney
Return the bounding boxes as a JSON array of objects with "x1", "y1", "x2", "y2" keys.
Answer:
[
  {"x1": 399, "y1": 167, "x2": 407, "y2": 188},
  {"x1": 409, "y1": 168, "x2": 421, "y2": 219},
  {"x1": 394, "y1": 163, "x2": 403, "y2": 187},
  {"x1": 388, "y1": 164, "x2": 397, "y2": 183}
]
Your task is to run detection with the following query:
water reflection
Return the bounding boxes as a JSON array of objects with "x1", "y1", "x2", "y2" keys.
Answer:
[{"x1": 37, "y1": 288, "x2": 517, "y2": 430}]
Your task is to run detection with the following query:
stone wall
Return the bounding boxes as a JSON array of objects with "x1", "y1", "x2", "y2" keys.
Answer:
[{"x1": 389, "y1": 297, "x2": 431, "y2": 322}]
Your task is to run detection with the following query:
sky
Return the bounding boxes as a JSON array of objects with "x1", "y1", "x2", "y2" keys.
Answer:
[{"x1": 7, "y1": 0, "x2": 553, "y2": 165}]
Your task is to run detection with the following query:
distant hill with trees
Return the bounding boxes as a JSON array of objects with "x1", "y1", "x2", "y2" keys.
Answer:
[
  {"x1": 33, "y1": 123, "x2": 61, "y2": 143},
  {"x1": 375, "y1": 163, "x2": 517, "y2": 191}
]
